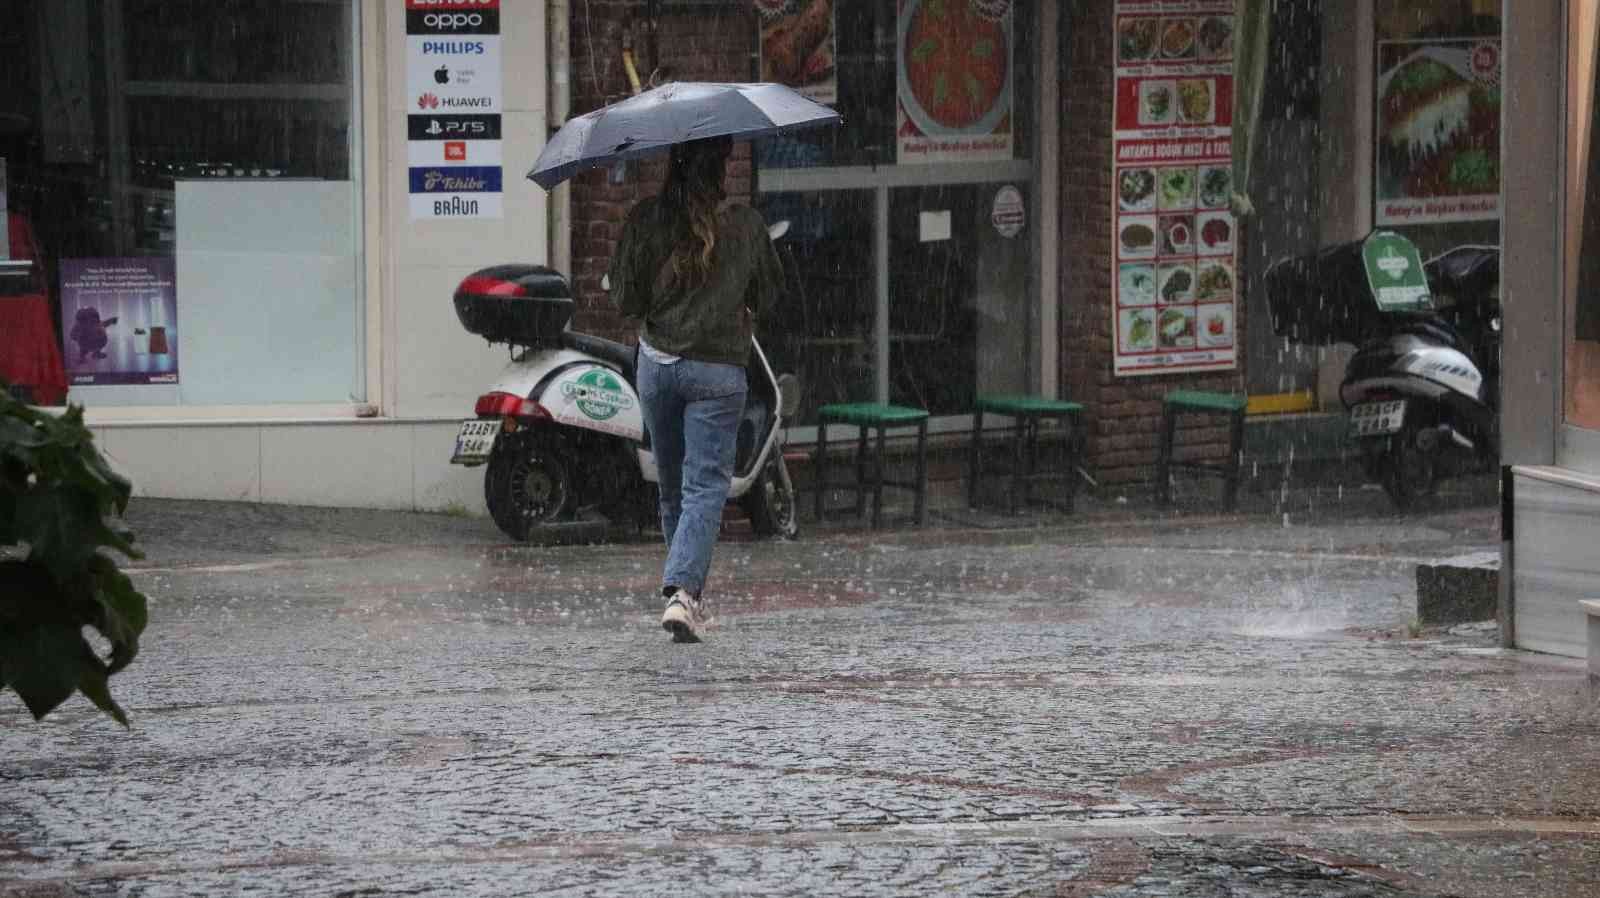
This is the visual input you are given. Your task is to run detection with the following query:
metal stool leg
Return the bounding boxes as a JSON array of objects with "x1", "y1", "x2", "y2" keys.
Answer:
[
  {"x1": 1065, "y1": 412, "x2": 1080, "y2": 514},
  {"x1": 854, "y1": 425, "x2": 870, "y2": 519},
  {"x1": 1157, "y1": 404, "x2": 1177, "y2": 505},
  {"x1": 914, "y1": 419, "x2": 928, "y2": 526},
  {"x1": 871, "y1": 425, "x2": 887, "y2": 528},
  {"x1": 1224, "y1": 409, "x2": 1246, "y2": 511},
  {"x1": 814, "y1": 419, "x2": 829, "y2": 521},
  {"x1": 968, "y1": 407, "x2": 984, "y2": 509}
]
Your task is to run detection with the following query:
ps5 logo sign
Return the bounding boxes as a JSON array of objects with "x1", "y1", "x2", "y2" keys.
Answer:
[{"x1": 409, "y1": 115, "x2": 500, "y2": 141}]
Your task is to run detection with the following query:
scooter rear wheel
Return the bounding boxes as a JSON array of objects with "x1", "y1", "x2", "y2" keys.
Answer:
[
  {"x1": 1380, "y1": 424, "x2": 1438, "y2": 511},
  {"x1": 485, "y1": 432, "x2": 575, "y2": 541}
]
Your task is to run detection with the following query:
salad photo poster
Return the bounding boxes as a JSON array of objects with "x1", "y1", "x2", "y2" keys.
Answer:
[
  {"x1": 1374, "y1": 37, "x2": 1501, "y2": 225},
  {"x1": 1112, "y1": 0, "x2": 1237, "y2": 376}
]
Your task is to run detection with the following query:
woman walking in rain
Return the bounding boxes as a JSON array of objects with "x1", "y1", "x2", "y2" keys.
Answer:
[{"x1": 608, "y1": 136, "x2": 785, "y2": 643}]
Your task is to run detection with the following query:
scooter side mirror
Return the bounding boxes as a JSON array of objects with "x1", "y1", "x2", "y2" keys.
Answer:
[{"x1": 768, "y1": 220, "x2": 790, "y2": 242}]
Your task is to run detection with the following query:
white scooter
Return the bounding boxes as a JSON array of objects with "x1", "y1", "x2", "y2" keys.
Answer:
[{"x1": 448, "y1": 224, "x2": 801, "y2": 543}]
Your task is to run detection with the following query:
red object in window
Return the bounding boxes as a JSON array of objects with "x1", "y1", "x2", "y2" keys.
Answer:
[{"x1": 0, "y1": 211, "x2": 69, "y2": 405}]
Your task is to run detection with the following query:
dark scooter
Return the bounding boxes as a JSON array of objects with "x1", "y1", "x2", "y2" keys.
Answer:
[{"x1": 1267, "y1": 232, "x2": 1500, "y2": 509}]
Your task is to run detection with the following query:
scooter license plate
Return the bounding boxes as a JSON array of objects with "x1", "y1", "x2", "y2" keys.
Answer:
[
  {"x1": 1350, "y1": 400, "x2": 1407, "y2": 437},
  {"x1": 451, "y1": 418, "x2": 499, "y2": 465}
]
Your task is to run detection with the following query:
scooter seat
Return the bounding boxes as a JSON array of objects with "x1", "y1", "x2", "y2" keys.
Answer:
[{"x1": 560, "y1": 330, "x2": 637, "y2": 383}]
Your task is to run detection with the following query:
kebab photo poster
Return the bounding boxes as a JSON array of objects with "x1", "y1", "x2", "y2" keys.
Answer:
[
  {"x1": 1111, "y1": 1, "x2": 1237, "y2": 377},
  {"x1": 756, "y1": 0, "x2": 837, "y2": 104},
  {"x1": 1375, "y1": 37, "x2": 1502, "y2": 226}
]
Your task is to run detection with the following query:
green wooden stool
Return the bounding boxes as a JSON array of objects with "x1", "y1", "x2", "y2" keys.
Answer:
[
  {"x1": 813, "y1": 402, "x2": 930, "y2": 528},
  {"x1": 1156, "y1": 390, "x2": 1248, "y2": 510},
  {"x1": 968, "y1": 394, "x2": 1084, "y2": 514}
]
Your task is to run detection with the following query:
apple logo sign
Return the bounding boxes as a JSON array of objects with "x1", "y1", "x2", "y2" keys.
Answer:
[{"x1": 434, "y1": 65, "x2": 450, "y2": 85}]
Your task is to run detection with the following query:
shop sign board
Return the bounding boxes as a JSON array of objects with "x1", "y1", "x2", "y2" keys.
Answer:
[
  {"x1": 755, "y1": 0, "x2": 838, "y2": 105},
  {"x1": 895, "y1": 0, "x2": 1014, "y2": 165},
  {"x1": 59, "y1": 258, "x2": 179, "y2": 386},
  {"x1": 1374, "y1": 38, "x2": 1502, "y2": 226},
  {"x1": 406, "y1": 0, "x2": 503, "y2": 220},
  {"x1": 1110, "y1": 0, "x2": 1237, "y2": 377}
]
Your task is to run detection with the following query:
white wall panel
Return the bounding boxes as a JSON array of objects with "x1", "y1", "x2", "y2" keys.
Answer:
[{"x1": 1513, "y1": 469, "x2": 1600, "y2": 657}]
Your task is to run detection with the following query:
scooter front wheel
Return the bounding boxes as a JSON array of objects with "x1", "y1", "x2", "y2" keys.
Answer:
[
  {"x1": 485, "y1": 431, "x2": 575, "y2": 541},
  {"x1": 742, "y1": 456, "x2": 800, "y2": 539}
]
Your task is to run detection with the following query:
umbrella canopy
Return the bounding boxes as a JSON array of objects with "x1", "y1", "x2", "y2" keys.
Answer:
[{"x1": 528, "y1": 82, "x2": 841, "y2": 190}]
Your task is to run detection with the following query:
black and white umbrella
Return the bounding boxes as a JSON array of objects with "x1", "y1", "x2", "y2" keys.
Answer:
[{"x1": 527, "y1": 81, "x2": 840, "y2": 190}]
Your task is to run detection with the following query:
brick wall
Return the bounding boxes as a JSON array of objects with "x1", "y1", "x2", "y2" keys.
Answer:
[
  {"x1": 1060, "y1": 0, "x2": 1250, "y2": 485},
  {"x1": 566, "y1": 2, "x2": 757, "y2": 344}
]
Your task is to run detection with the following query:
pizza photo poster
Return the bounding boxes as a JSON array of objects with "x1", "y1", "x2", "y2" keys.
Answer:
[{"x1": 1112, "y1": 1, "x2": 1238, "y2": 377}]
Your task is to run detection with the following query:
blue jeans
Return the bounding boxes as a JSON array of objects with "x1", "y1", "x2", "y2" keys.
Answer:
[{"x1": 637, "y1": 354, "x2": 748, "y2": 597}]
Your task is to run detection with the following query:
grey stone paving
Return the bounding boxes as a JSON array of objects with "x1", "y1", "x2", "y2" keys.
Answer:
[{"x1": 3, "y1": 494, "x2": 1598, "y2": 896}]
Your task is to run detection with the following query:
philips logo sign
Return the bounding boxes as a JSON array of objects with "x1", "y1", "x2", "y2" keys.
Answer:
[{"x1": 423, "y1": 40, "x2": 485, "y2": 54}]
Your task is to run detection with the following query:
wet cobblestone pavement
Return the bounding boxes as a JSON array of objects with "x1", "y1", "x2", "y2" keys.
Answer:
[{"x1": 4, "y1": 490, "x2": 1599, "y2": 896}]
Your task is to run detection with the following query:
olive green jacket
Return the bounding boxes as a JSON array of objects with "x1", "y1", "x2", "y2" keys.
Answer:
[{"x1": 608, "y1": 197, "x2": 783, "y2": 367}]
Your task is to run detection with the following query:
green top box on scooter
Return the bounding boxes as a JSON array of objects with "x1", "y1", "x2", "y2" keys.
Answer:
[{"x1": 1264, "y1": 230, "x2": 1435, "y2": 347}]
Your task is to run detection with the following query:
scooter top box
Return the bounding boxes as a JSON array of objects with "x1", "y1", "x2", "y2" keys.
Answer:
[{"x1": 454, "y1": 265, "x2": 574, "y2": 346}]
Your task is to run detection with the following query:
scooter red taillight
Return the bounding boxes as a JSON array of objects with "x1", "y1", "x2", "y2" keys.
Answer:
[{"x1": 474, "y1": 391, "x2": 551, "y2": 420}]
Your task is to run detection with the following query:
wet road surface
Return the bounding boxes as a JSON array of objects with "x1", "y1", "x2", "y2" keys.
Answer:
[{"x1": 3, "y1": 488, "x2": 1599, "y2": 896}]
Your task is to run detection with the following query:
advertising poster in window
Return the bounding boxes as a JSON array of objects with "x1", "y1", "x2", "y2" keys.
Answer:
[
  {"x1": 1374, "y1": 38, "x2": 1502, "y2": 225},
  {"x1": 756, "y1": 0, "x2": 837, "y2": 105},
  {"x1": 58, "y1": 258, "x2": 179, "y2": 386},
  {"x1": 896, "y1": 0, "x2": 1014, "y2": 165},
  {"x1": 1111, "y1": 1, "x2": 1237, "y2": 377},
  {"x1": 406, "y1": 0, "x2": 504, "y2": 220}
]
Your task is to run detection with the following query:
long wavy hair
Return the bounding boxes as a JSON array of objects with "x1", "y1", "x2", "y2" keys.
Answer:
[{"x1": 655, "y1": 136, "x2": 732, "y2": 296}]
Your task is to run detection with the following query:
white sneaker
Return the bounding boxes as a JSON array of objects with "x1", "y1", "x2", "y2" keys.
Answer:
[{"x1": 660, "y1": 589, "x2": 703, "y2": 643}]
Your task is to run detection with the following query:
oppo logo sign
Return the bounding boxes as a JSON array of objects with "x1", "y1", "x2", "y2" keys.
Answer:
[{"x1": 424, "y1": 12, "x2": 483, "y2": 28}]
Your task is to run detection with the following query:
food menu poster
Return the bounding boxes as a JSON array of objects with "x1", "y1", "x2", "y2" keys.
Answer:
[
  {"x1": 406, "y1": 0, "x2": 504, "y2": 220},
  {"x1": 1374, "y1": 38, "x2": 1501, "y2": 225},
  {"x1": 896, "y1": 0, "x2": 1014, "y2": 165},
  {"x1": 1111, "y1": 2, "x2": 1237, "y2": 377},
  {"x1": 756, "y1": 0, "x2": 837, "y2": 105},
  {"x1": 59, "y1": 258, "x2": 179, "y2": 386}
]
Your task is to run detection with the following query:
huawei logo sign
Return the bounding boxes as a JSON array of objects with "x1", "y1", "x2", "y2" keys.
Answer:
[{"x1": 418, "y1": 93, "x2": 441, "y2": 110}]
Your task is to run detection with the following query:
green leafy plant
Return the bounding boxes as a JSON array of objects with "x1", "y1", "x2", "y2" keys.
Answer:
[{"x1": 1, "y1": 383, "x2": 148, "y2": 725}]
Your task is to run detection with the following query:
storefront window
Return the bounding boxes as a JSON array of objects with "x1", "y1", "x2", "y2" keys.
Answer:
[
  {"x1": 0, "y1": 0, "x2": 362, "y2": 409},
  {"x1": 1567, "y1": 0, "x2": 1600, "y2": 432},
  {"x1": 757, "y1": 189, "x2": 877, "y2": 423}
]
